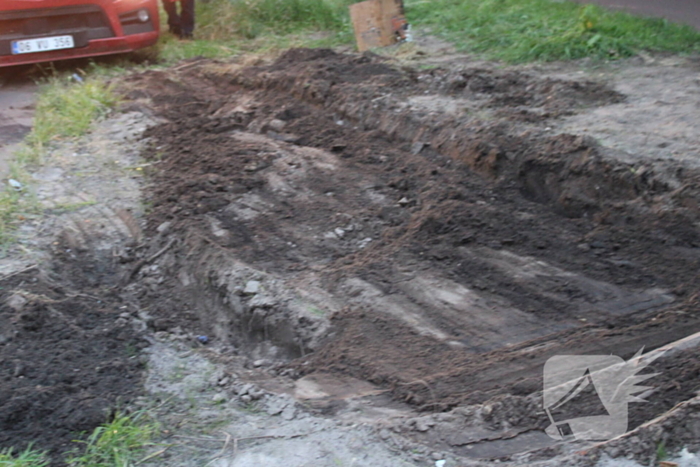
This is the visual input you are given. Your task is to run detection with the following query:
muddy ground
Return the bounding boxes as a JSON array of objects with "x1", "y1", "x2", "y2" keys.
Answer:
[{"x1": 2, "y1": 47, "x2": 700, "y2": 465}]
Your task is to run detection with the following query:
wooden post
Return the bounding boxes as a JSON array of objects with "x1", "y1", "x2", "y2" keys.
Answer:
[{"x1": 349, "y1": 0, "x2": 407, "y2": 52}]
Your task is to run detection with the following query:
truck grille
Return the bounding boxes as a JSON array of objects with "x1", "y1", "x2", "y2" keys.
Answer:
[{"x1": 0, "y1": 4, "x2": 114, "y2": 56}]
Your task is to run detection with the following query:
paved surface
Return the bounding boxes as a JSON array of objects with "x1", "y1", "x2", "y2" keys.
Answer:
[
  {"x1": 574, "y1": 0, "x2": 700, "y2": 30},
  {"x1": 0, "y1": 68, "x2": 36, "y2": 175}
]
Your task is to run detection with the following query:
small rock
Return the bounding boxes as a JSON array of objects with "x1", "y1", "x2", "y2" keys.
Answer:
[
  {"x1": 411, "y1": 142, "x2": 427, "y2": 155},
  {"x1": 6, "y1": 294, "x2": 28, "y2": 312},
  {"x1": 398, "y1": 197, "x2": 410, "y2": 207},
  {"x1": 267, "y1": 119, "x2": 287, "y2": 132},
  {"x1": 114, "y1": 317, "x2": 128, "y2": 327},
  {"x1": 431, "y1": 452, "x2": 444, "y2": 461},
  {"x1": 196, "y1": 335, "x2": 209, "y2": 344},
  {"x1": 0, "y1": 332, "x2": 11, "y2": 345},
  {"x1": 267, "y1": 131, "x2": 300, "y2": 144},
  {"x1": 8, "y1": 179, "x2": 22, "y2": 191},
  {"x1": 334, "y1": 228, "x2": 346, "y2": 238},
  {"x1": 358, "y1": 237, "x2": 372, "y2": 249},
  {"x1": 249, "y1": 389, "x2": 265, "y2": 400},
  {"x1": 281, "y1": 404, "x2": 296, "y2": 421},
  {"x1": 156, "y1": 221, "x2": 172, "y2": 234},
  {"x1": 240, "y1": 394, "x2": 252, "y2": 404},
  {"x1": 218, "y1": 376, "x2": 231, "y2": 386},
  {"x1": 244, "y1": 281, "x2": 261, "y2": 295},
  {"x1": 577, "y1": 243, "x2": 591, "y2": 251},
  {"x1": 212, "y1": 393, "x2": 227, "y2": 404},
  {"x1": 415, "y1": 418, "x2": 435, "y2": 432},
  {"x1": 265, "y1": 397, "x2": 290, "y2": 416}
]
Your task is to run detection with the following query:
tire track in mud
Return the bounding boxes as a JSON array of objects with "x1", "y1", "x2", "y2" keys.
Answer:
[{"x1": 123, "y1": 50, "x2": 700, "y2": 432}]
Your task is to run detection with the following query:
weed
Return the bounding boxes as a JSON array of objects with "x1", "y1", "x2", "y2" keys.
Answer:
[
  {"x1": 308, "y1": 305, "x2": 326, "y2": 317},
  {"x1": 0, "y1": 445, "x2": 49, "y2": 467},
  {"x1": 67, "y1": 411, "x2": 159, "y2": 467},
  {"x1": 124, "y1": 343, "x2": 139, "y2": 359},
  {"x1": 26, "y1": 77, "x2": 116, "y2": 161},
  {"x1": 406, "y1": 0, "x2": 700, "y2": 62},
  {"x1": 657, "y1": 440, "x2": 668, "y2": 461}
]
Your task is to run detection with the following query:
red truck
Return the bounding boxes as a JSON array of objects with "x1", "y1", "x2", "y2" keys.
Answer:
[{"x1": 0, "y1": 0, "x2": 160, "y2": 68}]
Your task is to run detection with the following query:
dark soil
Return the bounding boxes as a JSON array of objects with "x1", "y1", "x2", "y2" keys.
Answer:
[
  {"x1": 0, "y1": 245, "x2": 147, "y2": 464},
  {"x1": 123, "y1": 48, "x2": 700, "y2": 433}
]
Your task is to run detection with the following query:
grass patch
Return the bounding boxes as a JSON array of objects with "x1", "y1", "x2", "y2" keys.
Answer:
[
  {"x1": 0, "y1": 76, "x2": 116, "y2": 245},
  {"x1": 406, "y1": 0, "x2": 700, "y2": 62},
  {"x1": 156, "y1": 0, "x2": 356, "y2": 61},
  {"x1": 0, "y1": 446, "x2": 49, "y2": 467},
  {"x1": 0, "y1": 164, "x2": 39, "y2": 246},
  {"x1": 23, "y1": 76, "x2": 117, "y2": 163},
  {"x1": 67, "y1": 412, "x2": 159, "y2": 467}
]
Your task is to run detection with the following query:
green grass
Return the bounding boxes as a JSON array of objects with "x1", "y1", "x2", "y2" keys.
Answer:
[
  {"x1": 156, "y1": 0, "x2": 356, "y2": 61},
  {"x1": 24, "y1": 77, "x2": 117, "y2": 163},
  {"x1": 151, "y1": 0, "x2": 700, "y2": 63},
  {"x1": 67, "y1": 412, "x2": 159, "y2": 467},
  {"x1": 1, "y1": 413, "x2": 158, "y2": 467},
  {"x1": 0, "y1": 446, "x2": 49, "y2": 467},
  {"x1": 406, "y1": 0, "x2": 700, "y2": 62}
]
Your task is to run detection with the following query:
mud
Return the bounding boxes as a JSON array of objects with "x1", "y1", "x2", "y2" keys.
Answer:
[{"x1": 2, "y1": 48, "x2": 700, "y2": 465}]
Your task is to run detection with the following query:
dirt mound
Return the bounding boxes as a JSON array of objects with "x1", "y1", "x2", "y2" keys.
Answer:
[{"x1": 122, "y1": 49, "x2": 700, "y2": 432}]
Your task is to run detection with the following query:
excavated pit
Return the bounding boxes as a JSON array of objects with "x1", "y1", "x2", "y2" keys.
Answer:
[
  {"x1": 124, "y1": 49, "x2": 700, "y2": 432},
  {"x1": 3, "y1": 49, "x2": 700, "y2": 464}
]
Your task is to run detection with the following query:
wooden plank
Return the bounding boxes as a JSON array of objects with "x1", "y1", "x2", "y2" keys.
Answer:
[
  {"x1": 350, "y1": 0, "x2": 407, "y2": 52},
  {"x1": 378, "y1": 0, "x2": 407, "y2": 45},
  {"x1": 349, "y1": 0, "x2": 383, "y2": 52}
]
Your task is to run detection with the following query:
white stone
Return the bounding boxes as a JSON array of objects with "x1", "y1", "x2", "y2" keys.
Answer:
[{"x1": 244, "y1": 280, "x2": 261, "y2": 295}]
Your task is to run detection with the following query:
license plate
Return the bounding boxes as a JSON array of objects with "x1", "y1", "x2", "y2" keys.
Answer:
[{"x1": 11, "y1": 35, "x2": 75, "y2": 55}]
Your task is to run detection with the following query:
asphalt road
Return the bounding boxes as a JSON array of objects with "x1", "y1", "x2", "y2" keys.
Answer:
[{"x1": 573, "y1": 0, "x2": 700, "y2": 30}]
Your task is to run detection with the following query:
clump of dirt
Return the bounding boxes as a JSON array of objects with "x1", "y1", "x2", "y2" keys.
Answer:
[{"x1": 121, "y1": 48, "x2": 700, "y2": 439}]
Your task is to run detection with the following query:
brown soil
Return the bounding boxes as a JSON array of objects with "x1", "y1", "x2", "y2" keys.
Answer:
[
  {"x1": 4, "y1": 48, "x2": 700, "y2": 464},
  {"x1": 126, "y1": 50, "x2": 700, "y2": 426}
]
